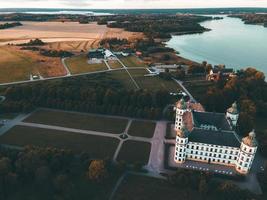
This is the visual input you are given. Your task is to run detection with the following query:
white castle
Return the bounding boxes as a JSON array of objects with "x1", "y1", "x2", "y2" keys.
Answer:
[{"x1": 174, "y1": 99, "x2": 257, "y2": 174}]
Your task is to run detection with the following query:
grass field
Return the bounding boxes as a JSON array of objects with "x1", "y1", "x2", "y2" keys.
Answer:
[
  {"x1": 106, "y1": 70, "x2": 137, "y2": 90},
  {"x1": 128, "y1": 69, "x2": 181, "y2": 92},
  {"x1": 65, "y1": 54, "x2": 108, "y2": 74},
  {"x1": 117, "y1": 140, "x2": 151, "y2": 164},
  {"x1": 107, "y1": 60, "x2": 123, "y2": 69},
  {"x1": 128, "y1": 120, "x2": 156, "y2": 138},
  {"x1": 0, "y1": 46, "x2": 66, "y2": 83},
  {"x1": 119, "y1": 56, "x2": 148, "y2": 68},
  {"x1": 114, "y1": 174, "x2": 199, "y2": 200},
  {"x1": 24, "y1": 109, "x2": 128, "y2": 134},
  {"x1": 0, "y1": 125, "x2": 119, "y2": 158}
]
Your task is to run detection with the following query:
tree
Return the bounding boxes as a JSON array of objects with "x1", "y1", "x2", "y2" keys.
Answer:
[
  {"x1": 0, "y1": 157, "x2": 11, "y2": 199},
  {"x1": 198, "y1": 178, "x2": 208, "y2": 196},
  {"x1": 87, "y1": 160, "x2": 108, "y2": 182}
]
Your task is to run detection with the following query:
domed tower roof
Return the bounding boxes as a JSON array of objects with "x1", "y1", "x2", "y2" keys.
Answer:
[
  {"x1": 242, "y1": 130, "x2": 257, "y2": 147},
  {"x1": 176, "y1": 126, "x2": 190, "y2": 138},
  {"x1": 176, "y1": 98, "x2": 187, "y2": 110},
  {"x1": 227, "y1": 102, "x2": 239, "y2": 115}
]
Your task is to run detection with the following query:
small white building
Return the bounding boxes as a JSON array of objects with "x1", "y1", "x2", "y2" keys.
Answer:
[{"x1": 174, "y1": 99, "x2": 257, "y2": 175}]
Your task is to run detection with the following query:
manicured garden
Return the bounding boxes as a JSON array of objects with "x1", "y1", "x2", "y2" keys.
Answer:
[
  {"x1": 117, "y1": 140, "x2": 151, "y2": 164},
  {"x1": 128, "y1": 120, "x2": 156, "y2": 138},
  {"x1": 24, "y1": 109, "x2": 129, "y2": 134},
  {"x1": 0, "y1": 125, "x2": 119, "y2": 158}
]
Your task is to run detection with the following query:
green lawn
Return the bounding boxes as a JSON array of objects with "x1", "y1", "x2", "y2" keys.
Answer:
[
  {"x1": 117, "y1": 140, "x2": 151, "y2": 164},
  {"x1": 65, "y1": 54, "x2": 108, "y2": 74},
  {"x1": 128, "y1": 69, "x2": 181, "y2": 92},
  {"x1": 107, "y1": 60, "x2": 123, "y2": 69},
  {"x1": 0, "y1": 113, "x2": 18, "y2": 119},
  {"x1": 24, "y1": 109, "x2": 128, "y2": 134},
  {"x1": 119, "y1": 56, "x2": 148, "y2": 68},
  {"x1": 114, "y1": 174, "x2": 199, "y2": 200},
  {"x1": 128, "y1": 120, "x2": 156, "y2": 138},
  {"x1": 105, "y1": 70, "x2": 137, "y2": 90},
  {"x1": 0, "y1": 125, "x2": 119, "y2": 158}
]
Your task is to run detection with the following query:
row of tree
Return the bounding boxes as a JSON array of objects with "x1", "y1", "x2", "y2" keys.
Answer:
[{"x1": 0, "y1": 73, "x2": 171, "y2": 119}]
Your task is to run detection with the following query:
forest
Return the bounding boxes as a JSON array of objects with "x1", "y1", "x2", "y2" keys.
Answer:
[
  {"x1": 0, "y1": 73, "x2": 171, "y2": 120},
  {"x1": 98, "y1": 14, "x2": 211, "y2": 39},
  {"x1": 0, "y1": 22, "x2": 22, "y2": 29}
]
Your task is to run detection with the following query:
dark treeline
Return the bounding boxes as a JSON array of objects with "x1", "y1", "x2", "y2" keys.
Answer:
[
  {"x1": 200, "y1": 68, "x2": 267, "y2": 156},
  {"x1": 168, "y1": 168, "x2": 261, "y2": 200},
  {"x1": 0, "y1": 146, "x2": 122, "y2": 200},
  {"x1": 0, "y1": 22, "x2": 22, "y2": 29},
  {"x1": 98, "y1": 15, "x2": 211, "y2": 39},
  {"x1": 0, "y1": 73, "x2": 171, "y2": 120},
  {"x1": 230, "y1": 14, "x2": 267, "y2": 28}
]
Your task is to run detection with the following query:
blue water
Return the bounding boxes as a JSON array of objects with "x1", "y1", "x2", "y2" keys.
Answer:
[{"x1": 166, "y1": 16, "x2": 267, "y2": 75}]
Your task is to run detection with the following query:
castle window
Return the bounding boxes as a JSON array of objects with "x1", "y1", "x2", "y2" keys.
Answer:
[
  {"x1": 246, "y1": 158, "x2": 249, "y2": 162},
  {"x1": 249, "y1": 149, "x2": 252, "y2": 153},
  {"x1": 213, "y1": 159, "x2": 215, "y2": 162},
  {"x1": 230, "y1": 151, "x2": 233, "y2": 154},
  {"x1": 229, "y1": 156, "x2": 232, "y2": 159},
  {"x1": 215, "y1": 149, "x2": 217, "y2": 152},
  {"x1": 223, "y1": 155, "x2": 226, "y2": 159},
  {"x1": 196, "y1": 146, "x2": 199, "y2": 150},
  {"x1": 201, "y1": 147, "x2": 204, "y2": 150},
  {"x1": 218, "y1": 154, "x2": 221, "y2": 158},
  {"x1": 225, "y1": 150, "x2": 228, "y2": 154},
  {"x1": 219, "y1": 149, "x2": 222, "y2": 153},
  {"x1": 245, "y1": 164, "x2": 248, "y2": 168},
  {"x1": 228, "y1": 161, "x2": 231, "y2": 164}
]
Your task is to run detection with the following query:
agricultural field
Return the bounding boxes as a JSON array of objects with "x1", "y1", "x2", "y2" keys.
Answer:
[
  {"x1": 0, "y1": 46, "x2": 66, "y2": 83},
  {"x1": 128, "y1": 69, "x2": 181, "y2": 92},
  {"x1": 46, "y1": 40, "x2": 94, "y2": 52},
  {"x1": 0, "y1": 125, "x2": 119, "y2": 158},
  {"x1": 65, "y1": 54, "x2": 108, "y2": 74},
  {"x1": 119, "y1": 55, "x2": 148, "y2": 68},
  {"x1": 117, "y1": 140, "x2": 151, "y2": 164},
  {"x1": 113, "y1": 174, "x2": 199, "y2": 200},
  {"x1": 107, "y1": 60, "x2": 123, "y2": 69},
  {"x1": 128, "y1": 120, "x2": 156, "y2": 138},
  {"x1": 24, "y1": 109, "x2": 128, "y2": 134}
]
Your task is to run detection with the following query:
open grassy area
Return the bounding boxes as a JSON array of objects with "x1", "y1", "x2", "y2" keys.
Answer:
[
  {"x1": 0, "y1": 46, "x2": 66, "y2": 83},
  {"x1": 107, "y1": 60, "x2": 123, "y2": 69},
  {"x1": 114, "y1": 174, "x2": 199, "y2": 200},
  {"x1": 117, "y1": 140, "x2": 151, "y2": 164},
  {"x1": 24, "y1": 109, "x2": 128, "y2": 134},
  {"x1": 128, "y1": 120, "x2": 156, "y2": 138},
  {"x1": 105, "y1": 70, "x2": 137, "y2": 90},
  {"x1": 129, "y1": 69, "x2": 181, "y2": 92},
  {"x1": 65, "y1": 54, "x2": 108, "y2": 74},
  {"x1": 119, "y1": 56, "x2": 148, "y2": 68},
  {"x1": 0, "y1": 113, "x2": 18, "y2": 119},
  {"x1": 0, "y1": 125, "x2": 119, "y2": 158}
]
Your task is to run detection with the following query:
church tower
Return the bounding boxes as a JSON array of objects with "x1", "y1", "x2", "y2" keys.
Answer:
[
  {"x1": 226, "y1": 102, "x2": 239, "y2": 127},
  {"x1": 174, "y1": 126, "x2": 189, "y2": 164},
  {"x1": 236, "y1": 130, "x2": 257, "y2": 174},
  {"x1": 174, "y1": 98, "x2": 187, "y2": 131}
]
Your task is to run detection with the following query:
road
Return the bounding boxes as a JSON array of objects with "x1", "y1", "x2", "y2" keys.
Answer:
[
  {"x1": 61, "y1": 57, "x2": 72, "y2": 76},
  {"x1": 172, "y1": 78, "x2": 197, "y2": 103},
  {"x1": 0, "y1": 67, "x2": 147, "y2": 87}
]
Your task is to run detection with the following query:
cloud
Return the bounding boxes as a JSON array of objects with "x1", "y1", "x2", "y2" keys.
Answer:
[{"x1": 1, "y1": 0, "x2": 267, "y2": 9}]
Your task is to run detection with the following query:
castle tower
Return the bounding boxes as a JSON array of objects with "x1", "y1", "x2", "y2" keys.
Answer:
[
  {"x1": 236, "y1": 130, "x2": 257, "y2": 174},
  {"x1": 174, "y1": 126, "x2": 189, "y2": 164},
  {"x1": 174, "y1": 98, "x2": 187, "y2": 131},
  {"x1": 226, "y1": 102, "x2": 239, "y2": 127}
]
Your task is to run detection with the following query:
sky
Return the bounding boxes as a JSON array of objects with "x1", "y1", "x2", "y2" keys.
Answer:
[{"x1": 1, "y1": 0, "x2": 267, "y2": 9}]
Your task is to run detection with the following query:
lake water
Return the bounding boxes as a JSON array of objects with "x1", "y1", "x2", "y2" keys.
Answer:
[{"x1": 166, "y1": 16, "x2": 267, "y2": 75}]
